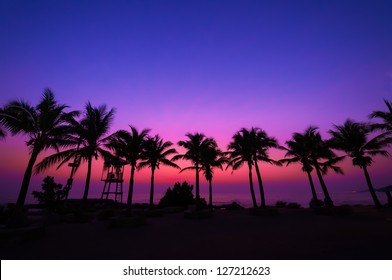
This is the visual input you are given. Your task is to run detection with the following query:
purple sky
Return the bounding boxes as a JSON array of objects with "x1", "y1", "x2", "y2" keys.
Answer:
[{"x1": 1, "y1": 0, "x2": 392, "y2": 206}]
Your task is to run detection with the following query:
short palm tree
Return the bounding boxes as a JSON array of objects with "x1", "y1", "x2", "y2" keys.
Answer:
[
  {"x1": 0, "y1": 89, "x2": 78, "y2": 211},
  {"x1": 329, "y1": 120, "x2": 391, "y2": 208},
  {"x1": 226, "y1": 129, "x2": 257, "y2": 208},
  {"x1": 139, "y1": 134, "x2": 179, "y2": 208},
  {"x1": 200, "y1": 145, "x2": 227, "y2": 210},
  {"x1": 36, "y1": 102, "x2": 115, "y2": 203},
  {"x1": 250, "y1": 128, "x2": 281, "y2": 207},
  {"x1": 173, "y1": 133, "x2": 216, "y2": 202},
  {"x1": 369, "y1": 99, "x2": 392, "y2": 204},
  {"x1": 107, "y1": 126, "x2": 150, "y2": 213}
]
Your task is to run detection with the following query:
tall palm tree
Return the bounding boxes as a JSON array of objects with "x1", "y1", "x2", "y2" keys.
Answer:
[
  {"x1": 250, "y1": 128, "x2": 281, "y2": 208},
  {"x1": 281, "y1": 131, "x2": 319, "y2": 203},
  {"x1": 369, "y1": 99, "x2": 392, "y2": 205},
  {"x1": 138, "y1": 134, "x2": 179, "y2": 208},
  {"x1": 226, "y1": 129, "x2": 257, "y2": 208},
  {"x1": 0, "y1": 89, "x2": 78, "y2": 211},
  {"x1": 107, "y1": 126, "x2": 150, "y2": 213},
  {"x1": 36, "y1": 102, "x2": 115, "y2": 203},
  {"x1": 303, "y1": 127, "x2": 339, "y2": 207},
  {"x1": 329, "y1": 120, "x2": 391, "y2": 208},
  {"x1": 173, "y1": 133, "x2": 216, "y2": 202},
  {"x1": 200, "y1": 145, "x2": 227, "y2": 210}
]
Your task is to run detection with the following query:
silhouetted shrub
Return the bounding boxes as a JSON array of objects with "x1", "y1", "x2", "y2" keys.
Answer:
[
  {"x1": 159, "y1": 181, "x2": 195, "y2": 208},
  {"x1": 32, "y1": 176, "x2": 66, "y2": 210},
  {"x1": 195, "y1": 197, "x2": 208, "y2": 208},
  {"x1": 287, "y1": 202, "x2": 301, "y2": 209},
  {"x1": 220, "y1": 202, "x2": 244, "y2": 210},
  {"x1": 275, "y1": 201, "x2": 287, "y2": 208}
]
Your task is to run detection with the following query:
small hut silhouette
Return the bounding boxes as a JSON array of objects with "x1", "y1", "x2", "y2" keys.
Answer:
[{"x1": 100, "y1": 158, "x2": 128, "y2": 203}]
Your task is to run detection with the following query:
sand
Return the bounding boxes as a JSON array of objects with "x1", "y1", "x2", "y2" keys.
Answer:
[{"x1": 1, "y1": 206, "x2": 392, "y2": 260}]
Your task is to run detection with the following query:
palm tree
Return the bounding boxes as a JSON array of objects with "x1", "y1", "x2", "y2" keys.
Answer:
[
  {"x1": 138, "y1": 134, "x2": 180, "y2": 208},
  {"x1": 173, "y1": 133, "x2": 216, "y2": 202},
  {"x1": 226, "y1": 129, "x2": 257, "y2": 208},
  {"x1": 250, "y1": 128, "x2": 281, "y2": 208},
  {"x1": 329, "y1": 120, "x2": 391, "y2": 208},
  {"x1": 36, "y1": 102, "x2": 115, "y2": 203},
  {"x1": 303, "y1": 127, "x2": 339, "y2": 207},
  {"x1": 0, "y1": 126, "x2": 5, "y2": 139},
  {"x1": 0, "y1": 89, "x2": 78, "y2": 211},
  {"x1": 369, "y1": 99, "x2": 392, "y2": 205},
  {"x1": 369, "y1": 99, "x2": 392, "y2": 133},
  {"x1": 200, "y1": 145, "x2": 227, "y2": 210},
  {"x1": 107, "y1": 126, "x2": 150, "y2": 213},
  {"x1": 281, "y1": 131, "x2": 319, "y2": 203},
  {"x1": 281, "y1": 130, "x2": 344, "y2": 206}
]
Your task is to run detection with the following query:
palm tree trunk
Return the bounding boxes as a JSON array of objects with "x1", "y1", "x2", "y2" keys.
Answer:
[
  {"x1": 195, "y1": 163, "x2": 200, "y2": 200},
  {"x1": 15, "y1": 148, "x2": 39, "y2": 212},
  {"x1": 149, "y1": 167, "x2": 155, "y2": 209},
  {"x1": 306, "y1": 171, "x2": 318, "y2": 201},
  {"x1": 254, "y1": 161, "x2": 266, "y2": 208},
  {"x1": 208, "y1": 179, "x2": 213, "y2": 211},
  {"x1": 82, "y1": 155, "x2": 93, "y2": 203},
  {"x1": 362, "y1": 166, "x2": 382, "y2": 208},
  {"x1": 247, "y1": 162, "x2": 257, "y2": 208},
  {"x1": 127, "y1": 164, "x2": 136, "y2": 214},
  {"x1": 314, "y1": 162, "x2": 334, "y2": 207}
]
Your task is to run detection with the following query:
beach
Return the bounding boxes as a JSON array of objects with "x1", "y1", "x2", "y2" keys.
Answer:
[{"x1": 1, "y1": 206, "x2": 392, "y2": 260}]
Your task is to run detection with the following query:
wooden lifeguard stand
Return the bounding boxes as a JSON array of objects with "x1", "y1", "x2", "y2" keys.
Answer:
[{"x1": 100, "y1": 158, "x2": 127, "y2": 203}]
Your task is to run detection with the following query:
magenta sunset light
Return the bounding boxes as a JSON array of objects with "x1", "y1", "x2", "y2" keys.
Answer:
[{"x1": 1, "y1": 0, "x2": 392, "y2": 207}]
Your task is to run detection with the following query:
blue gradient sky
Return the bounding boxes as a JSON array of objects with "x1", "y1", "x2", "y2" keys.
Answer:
[{"x1": 1, "y1": 0, "x2": 392, "y2": 206}]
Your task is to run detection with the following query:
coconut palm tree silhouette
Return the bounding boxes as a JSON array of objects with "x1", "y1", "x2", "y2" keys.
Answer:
[
  {"x1": 226, "y1": 129, "x2": 257, "y2": 208},
  {"x1": 0, "y1": 89, "x2": 78, "y2": 212},
  {"x1": 226, "y1": 128, "x2": 280, "y2": 208},
  {"x1": 36, "y1": 102, "x2": 115, "y2": 204},
  {"x1": 180, "y1": 138, "x2": 227, "y2": 210},
  {"x1": 329, "y1": 120, "x2": 391, "y2": 208},
  {"x1": 139, "y1": 134, "x2": 180, "y2": 208},
  {"x1": 282, "y1": 129, "x2": 344, "y2": 206},
  {"x1": 250, "y1": 128, "x2": 281, "y2": 208},
  {"x1": 200, "y1": 145, "x2": 227, "y2": 210},
  {"x1": 369, "y1": 99, "x2": 392, "y2": 205},
  {"x1": 173, "y1": 133, "x2": 216, "y2": 204},
  {"x1": 302, "y1": 127, "x2": 339, "y2": 207},
  {"x1": 281, "y1": 131, "x2": 320, "y2": 203},
  {"x1": 107, "y1": 126, "x2": 150, "y2": 213}
]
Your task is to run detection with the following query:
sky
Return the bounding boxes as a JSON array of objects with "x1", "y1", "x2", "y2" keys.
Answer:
[{"x1": 1, "y1": 0, "x2": 392, "y2": 206}]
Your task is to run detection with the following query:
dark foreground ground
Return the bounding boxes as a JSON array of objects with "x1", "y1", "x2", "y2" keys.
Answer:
[{"x1": 1, "y1": 206, "x2": 392, "y2": 260}]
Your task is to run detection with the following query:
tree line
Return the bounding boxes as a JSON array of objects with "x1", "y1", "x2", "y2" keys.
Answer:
[{"x1": 1, "y1": 89, "x2": 392, "y2": 215}]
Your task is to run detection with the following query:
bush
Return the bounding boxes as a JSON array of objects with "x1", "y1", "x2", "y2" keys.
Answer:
[
  {"x1": 32, "y1": 176, "x2": 66, "y2": 210},
  {"x1": 275, "y1": 201, "x2": 287, "y2": 208},
  {"x1": 287, "y1": 202, "x2": 301, "y2": 209},
  {"x1": 159, "y1": 181, "x2": 196, "y2": 208}
]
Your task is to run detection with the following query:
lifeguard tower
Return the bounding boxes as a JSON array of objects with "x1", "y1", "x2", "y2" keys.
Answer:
[{"x1": 100, "y1": 158, "x2": 127, "y2": 203}]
